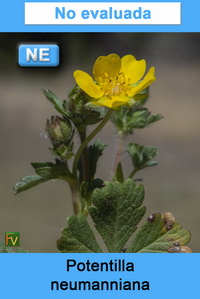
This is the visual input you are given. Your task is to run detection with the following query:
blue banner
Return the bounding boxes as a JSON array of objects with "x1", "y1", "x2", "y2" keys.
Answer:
[
  {"x1": 1, "y1": 253, "x2": 199, "y2": 298},
  {"x1": 0, "y1": 0, "x2": 199, "y2": 32}
]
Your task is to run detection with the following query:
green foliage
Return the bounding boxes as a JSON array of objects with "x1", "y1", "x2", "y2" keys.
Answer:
[
  {"x1": 111, "y1": 105, "x2": 163, "y2": 135},
  {"x1": 114, "y1": 162, "x2": 124, "y2": 183},
  {"x1": 64, "y1": 85, "x2": 102, "y2": 132},
  {"x1": 57, "y1": 215, "x2": 103, "y2": 253},
  {"x1": 127, "y1": 212, "x2": 191, "y2": 253},
  {"x1": 43, "y1": 89, "x2": 66, "y2": 116},
  {"x1": 15, "y1": 83, "x2": 191, "y2": 254},
  {"x1": 14, "y1": 160, "x2": 72, "y2": 194},
  {"x1": 57, "y1": 180, "x2": 191, "y2": 253},
  {"x1": 0, "y1": 241, "x2": 29, "y2": 253},
  {"x1": 78, "y1": 140, "x2": 106, "y2": 182},
  {"x1": 43, "y1": 88, "x2": 102, "y2": 133},
  {"x1": 80, "y1": 179, "x2": 104, "y2": 199},
  {"x1": 146, "y1": 114, "x2": 163, "y2": 125},
  {"x1": 127, "y1": 143, "x2": 158, "y2": 173},
  {"x1": 14, "y1": 175, "x2": 46, "y2": 194},
  {"x1": 31, "y1": 160, "x2": 71, "y2": 178},
  {"x1": 89, "y1": 180, "x2": 146, "y2": 253},
  {"x1": 88, "y1": 140, "x2": 106, "y2": 180},
  {"x1": 49, "y1": 144, "x2": 74, "y2": 160},
  {"x1": 78, "y1": 138, "x2": 105, "y2": 211}
]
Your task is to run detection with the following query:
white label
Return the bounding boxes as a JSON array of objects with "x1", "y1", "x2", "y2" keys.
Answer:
[{"x1": 25, "y1": 2, "x2": 181, "y2": 25}]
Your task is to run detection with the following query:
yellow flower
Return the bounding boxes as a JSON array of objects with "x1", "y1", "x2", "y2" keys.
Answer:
[{"x1": 73, "y1": 53, "x2": 156, "y2": 109}]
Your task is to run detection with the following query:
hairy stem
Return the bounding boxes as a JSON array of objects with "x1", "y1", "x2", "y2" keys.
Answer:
[
  {"x1": 111, "y1": 131, "x2": 125, "y2": 178},
  {"x1": 79, "y1": 131, "x2": 89, "y2": 181},
  {"x1": 69, "y1": 184, "x2": 81, "y2": 215},
  {"x1": 128, "y1": 168, "x2": 138, "y2": 179},
  {"x1": 72, "y1": 109, "x2": 113, "y2": 178}
]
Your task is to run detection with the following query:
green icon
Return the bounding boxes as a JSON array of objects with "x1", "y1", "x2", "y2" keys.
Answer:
[{"x1": 5, "y1": 232, "x2": 20, "y2": 247}]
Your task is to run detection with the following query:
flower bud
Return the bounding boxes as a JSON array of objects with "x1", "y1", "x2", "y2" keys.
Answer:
[{"x1": 46, "y1": 116, "x2": 72, "y2": 147}]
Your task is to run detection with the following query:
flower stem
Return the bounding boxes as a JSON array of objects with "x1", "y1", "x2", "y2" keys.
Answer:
[
  {"x1": 79, "y1": 131, "x2": 89, "y2": 182},
  {"x1": 69, "y1": 182, "x2": 81, "y2": 215},
  {"x1": 128, "y1": 168, "x2": 138, "y2": 179},
  {"x1": 111, "y1": 131, "x2": 125, "y2": 179},
  {"x1": 72, "y1": 109, "x2": 113, "y2": 178}
]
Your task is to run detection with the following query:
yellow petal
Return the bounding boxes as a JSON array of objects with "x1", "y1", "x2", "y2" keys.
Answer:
[
  {"x1": 127, "y1": 67, "x2": 156, "y2": 98},
  {"x1": 93, "y1": 54, "x2": 121, "y2": 82},
  {"x1": 121, "y1": 55, "x2": 146, "y2": 84},
  {"x1": 74, "y1": 70, "x2": 104, "y2": 98},
  {"x1": 91, "y1": 95, "x2": 129, "y2": 109}
]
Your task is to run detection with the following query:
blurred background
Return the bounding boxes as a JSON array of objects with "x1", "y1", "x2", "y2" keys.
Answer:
[{"x1": 0, "y1": 33, "x2": 200, "y2": 252}]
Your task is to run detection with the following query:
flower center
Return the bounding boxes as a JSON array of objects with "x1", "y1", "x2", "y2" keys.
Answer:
[{"x1": 99, "y1": 73, "x2": 131, "y2": 99}]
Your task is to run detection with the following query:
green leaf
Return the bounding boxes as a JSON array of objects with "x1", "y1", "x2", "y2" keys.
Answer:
[
  {"x1": 114, "y1": 162, "x2": 124, "y2": 183},
  {"x1": 14, "y1": 160, "x2": 72, "y2": 194},
  {"x1": 13, "y1": 175, "x2": 44, "y2": 194},
  {"x1": 56, "y1": 182, "x2": 191, "y2": 253},
  {"x1": 43, "y1": 89, "x2": 66, "y2": 116},
  {"x1": 146, "y1": 114, "x2": 163, "y2": 125},
  {"x1": 84, "y1": 110, "x2": 102, "y2": 126},
  {"x1": 31, "y1": 162, "x2": 55, "y2": 177},
  {"x1": 127, "y1": 143, "x2": 158, "y2": 172},
  {"x1": 78, "y1": 140, "x2": 106, "y2": 181},
  {"x1": 90, "y1": 178, "x2": 104, "y2": 189},
  {"x1": 49, "y1": 144, "x2": 74, "y2": 160},
  {"x1": 80, "y1": 179, "x2": 103, "y2": 199},
  {"x1": 31, "y1": 160, "x2": 70, "y2": 179},
  {"x1": 64, "y1": 86, "x2": 102, "y2": 131},
  {"x1": 127, "y1": 212, "x2": 191, "y2": 253},
  {"x1": 111, "y1": 105, "x2": 163, "y2": 135},
  {"x1": 89, "y1": 179, "x2": 146, "y2": 253},
  {"x1": 57, "y1": 215, "x2": 103, "y2": 253},
  {"x1": 126, "y1": 110, "x2": 150, "y2": 129},
  {"x1": 88, "y1": 140, "x2": 106, "y2": 180}
]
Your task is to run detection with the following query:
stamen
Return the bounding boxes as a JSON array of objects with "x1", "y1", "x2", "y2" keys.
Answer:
[{"x1": 100, "y1": 72, "x2": 129, "y2": 99}]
